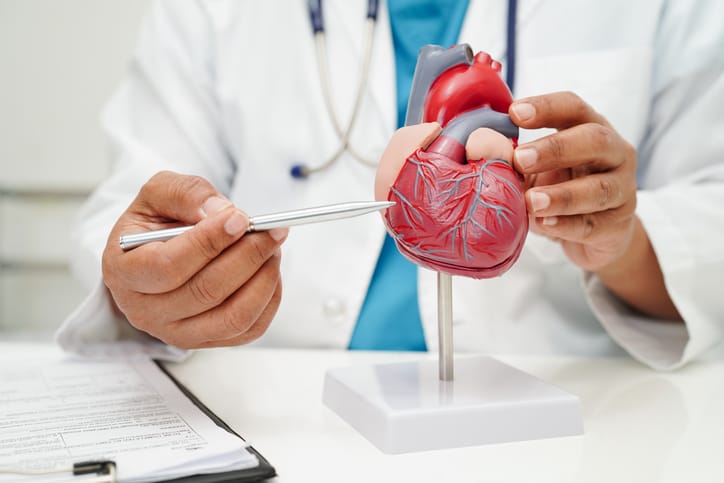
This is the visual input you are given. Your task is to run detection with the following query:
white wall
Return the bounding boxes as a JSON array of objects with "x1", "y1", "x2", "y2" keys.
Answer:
[{"x1": 0, "y1": 0, "x2": 150, "y2": 338}]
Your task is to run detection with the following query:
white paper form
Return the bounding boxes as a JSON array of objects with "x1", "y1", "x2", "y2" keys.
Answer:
[{"x1": 0, "y1": 352, "x2": 258, "y2": 482}]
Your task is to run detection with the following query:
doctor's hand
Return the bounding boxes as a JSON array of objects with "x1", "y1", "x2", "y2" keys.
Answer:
[
  {"x1": 101, "y1": 171, "x2": 288, "y2": 349},
  {"x1": 508, "y1": 92, "x2": 680, "y2": 320}
]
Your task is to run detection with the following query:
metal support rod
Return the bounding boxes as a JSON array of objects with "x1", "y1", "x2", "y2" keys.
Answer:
[{"x1": 437, "y1": 272, "x2": 454, "y2": 381}]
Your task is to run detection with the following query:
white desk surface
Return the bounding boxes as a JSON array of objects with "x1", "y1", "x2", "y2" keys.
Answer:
[
  {"x1": 163, "y1": 347, "x2": 724, "y2": 483},
  {"x1": 2, "y1": 343, "x2": 722, "y2": 482}
]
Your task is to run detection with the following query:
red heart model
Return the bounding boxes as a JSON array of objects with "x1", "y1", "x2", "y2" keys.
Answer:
[{"x1": 382, "y1": 48, "x2": 528, "y2": 279}]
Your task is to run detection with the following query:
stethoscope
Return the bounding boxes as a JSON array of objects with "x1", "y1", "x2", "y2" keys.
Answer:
[{"x1": 290, "y1": 0, "x2": 518, "y2": 179}]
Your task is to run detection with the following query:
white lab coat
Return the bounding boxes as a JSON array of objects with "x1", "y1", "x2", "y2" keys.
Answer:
[{"x1": 58, "y1": 0, "x2": 724, "y2": 369}]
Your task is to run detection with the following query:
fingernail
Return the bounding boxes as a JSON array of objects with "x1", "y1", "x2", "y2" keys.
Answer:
[
  {"x1": 268, "y1": 227, "x2": 289, "y2": 241},
  {"x1": 201, "y1": 196, "x2": 231, "y2": 217},
  {"x1": 542, "y1": 216, "x2": 558, "y2": 226},
  {"x1": 515, "y1": 147, "x2": 538, "y2": 171},
  {"x1": 529, "y1": 191, "x2": 551, "y2": 212},
  {"x1": 224, "y1": 210, "x2": 248, "y2": 235},
  {"x1": 511, "y1": 102, "x2": 536, "y2": 122}
]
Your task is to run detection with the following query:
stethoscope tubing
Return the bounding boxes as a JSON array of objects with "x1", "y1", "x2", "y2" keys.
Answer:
[
  {"x1": 313, "y1": 17, "x2": 377, "y2": 170},
  {"x1": 294, "y1": 0, "x2": 516, "y2": 179},
  {"x1": 292, "y1": 1, "x2": 379, "y2": 178}
]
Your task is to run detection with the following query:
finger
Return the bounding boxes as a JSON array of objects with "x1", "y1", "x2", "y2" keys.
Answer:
[
  {"x1": 514, "y1": 123, "x2": 626, "y2": 175},
  {"x1": 137, "y1": 231, "x2": 287, "y2": 323},
  {"x1": 509, "y1": 91, "x2": 609, "y2": 131},
  {"x1": 162, "y1": 253, "x2": 282, "y2": 347},
  {"x1": 465, "y1": 127, "x2": 514, "y2": 163},
  {"x1": 525, "y1": 172, "x2": 631, "y2": 217},
  {"x1": 532, "y1": 204, "x2": 636, "y2": 244},
  {"x1": 106, "y1": 201, "x2": 252, "y2": 294},
  {"x1": 375, "y1": 122, "x2": 442, "y2": 201},
  {"x1": 131, "y1": 171, "x2": 226, "y2": 224},
  {"x1": 525, "y1": 169, "x2": 572, "y2": 191},
  {"x1": 191, "y1": 280, "x2": 282, "y2": 349},
  {"x1": 103, "y1": 171, "x2": 252, "y2": 293}
]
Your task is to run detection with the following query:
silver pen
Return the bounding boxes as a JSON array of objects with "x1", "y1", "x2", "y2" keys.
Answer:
[{"x1": 119, "y1": 200, "x2": 394, "y2": 251}]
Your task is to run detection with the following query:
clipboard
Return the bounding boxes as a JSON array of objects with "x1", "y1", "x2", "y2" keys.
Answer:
[
  {"x1": 155, "y1": 362, "x2": 277, "y2": 483},
  {"x1": 0, "y1": 354, "x2": 276, "y2": 483}
]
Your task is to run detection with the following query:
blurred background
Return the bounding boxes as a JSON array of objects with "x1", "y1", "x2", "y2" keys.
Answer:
[{"x1": 0, "y1": 0, "x2": 150, "y2": 339}]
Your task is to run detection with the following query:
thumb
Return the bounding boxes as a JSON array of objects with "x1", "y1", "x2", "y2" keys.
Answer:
[{"x1": 132, "y1": 171, "x2": 229, "y2": 225}]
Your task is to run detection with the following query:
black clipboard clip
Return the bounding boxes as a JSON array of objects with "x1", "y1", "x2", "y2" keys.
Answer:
[
  {"x1": 72, "y1": 460, "x2": 117, "y2": 482},
  {"x1": 0, "y1": 460, "x2": 116, "y2": 482}
]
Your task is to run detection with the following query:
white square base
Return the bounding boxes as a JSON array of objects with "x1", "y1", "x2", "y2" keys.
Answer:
[{"x1": 323, "y1": 355, "x2": 583, "y2": 454}]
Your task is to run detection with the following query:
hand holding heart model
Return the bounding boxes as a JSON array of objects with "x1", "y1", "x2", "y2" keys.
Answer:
[{"x1": 375, "y1": 44, "x2": 528, "y2": 279}]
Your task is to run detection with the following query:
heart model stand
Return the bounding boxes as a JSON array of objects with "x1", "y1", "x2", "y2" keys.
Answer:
[{"x1": 323, "y1": 45, "x2": 583, "y2": 454}]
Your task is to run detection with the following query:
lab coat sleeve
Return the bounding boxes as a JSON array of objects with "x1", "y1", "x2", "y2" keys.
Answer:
[
  {"x1": 584, "y1": 0, "x2": 724, "y2": 370},
  {"x1": 56, "y1": 0, "x2": 234, "y2": 358}
]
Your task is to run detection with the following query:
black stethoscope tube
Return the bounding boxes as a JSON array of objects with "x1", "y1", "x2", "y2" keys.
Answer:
[
  {"x1": 506, "y1": 0, "x2": 517, "y2": 92},
  {"x1": 308, "y1": 0, "x2": 380, "y2": 33}
]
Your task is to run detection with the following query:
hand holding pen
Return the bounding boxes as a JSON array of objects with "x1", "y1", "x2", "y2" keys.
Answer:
[{"x1": 102, "y1": 172, "x2": 390, "y2": 350}]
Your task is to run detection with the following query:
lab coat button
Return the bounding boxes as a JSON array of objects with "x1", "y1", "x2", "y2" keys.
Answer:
[{"x1": 323, "y1": 298, "x2": 346, "y2": 319}]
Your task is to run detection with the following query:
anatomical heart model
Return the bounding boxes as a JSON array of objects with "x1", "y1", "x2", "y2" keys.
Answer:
[
  {"x1": 375, "y1": 44, "x2": 528, "y2": 278},
  {"x1": 324, "y1": 54, "x2": 582, "y2": 449}
]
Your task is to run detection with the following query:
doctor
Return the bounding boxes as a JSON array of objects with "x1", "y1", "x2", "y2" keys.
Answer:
[{"x1": 58, "y1": 0, "x2": 724, "y2": 370}]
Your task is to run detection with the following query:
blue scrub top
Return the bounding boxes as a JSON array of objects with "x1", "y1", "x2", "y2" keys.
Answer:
[{"x1": 348, "y1": 0, "x2": 470, "y2": 351}]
